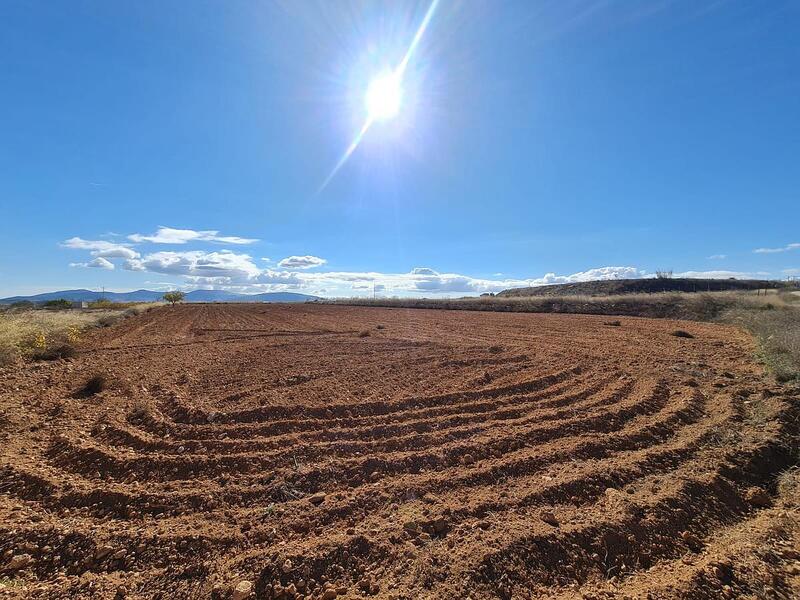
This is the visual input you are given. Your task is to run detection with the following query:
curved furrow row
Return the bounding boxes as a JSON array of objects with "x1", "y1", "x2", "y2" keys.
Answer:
[
  {"x1": 159, "y1": 365, "x2": 585, "y2": 425},
  {"x1": 1, "y1": 304, "x2": 793, "y2": 600},
  {"x1": 95, "y1": 375, "x2": 631, "y2": 458},
  {"x1": 44, "y1": 378, "x2": 668, "y2": 485}
]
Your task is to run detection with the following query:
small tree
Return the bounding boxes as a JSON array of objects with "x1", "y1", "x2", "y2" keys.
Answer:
[
  {"x1": 163, "y1": 291, "x2": 185, "y2": 306},
  {"x1": 43, "y1": 298, "x2": 73, "y2": 310}
]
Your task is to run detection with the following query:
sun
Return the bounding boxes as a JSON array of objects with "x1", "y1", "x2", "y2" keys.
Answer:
[{"x1": 365, "y1": 71, "x2": 402, "y2": 121}]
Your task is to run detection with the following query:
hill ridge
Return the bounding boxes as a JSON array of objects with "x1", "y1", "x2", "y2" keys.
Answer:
[
  {"x1": 498, "y1": 277, "x2": 783, "y2": 297},
  {"x1": 0, "y1": 289, "x2": 320, "y2": 304}
]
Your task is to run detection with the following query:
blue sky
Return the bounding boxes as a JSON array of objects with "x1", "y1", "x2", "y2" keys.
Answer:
[{"x1": 1, "y1": 0, "x2": 798, "y2": 297}]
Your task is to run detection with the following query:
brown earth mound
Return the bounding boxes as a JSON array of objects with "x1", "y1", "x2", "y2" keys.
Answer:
[{"x1": 0, "y1": 304, "x2": 797, "y2": 599}]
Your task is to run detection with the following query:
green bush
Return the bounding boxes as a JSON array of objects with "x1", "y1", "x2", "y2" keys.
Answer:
[{"x1": 43, "y1": 299, "x2": 73, "y2": 310}]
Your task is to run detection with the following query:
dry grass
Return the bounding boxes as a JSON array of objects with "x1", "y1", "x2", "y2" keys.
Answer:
[
  {"x1": 777, "y1": 467, "x2": 800, "y2": 503},
  {"x1": 0, "y1": 304, "x2": 155, "y2": 366},
  {"x1": 722, "y1": 301, "x2": 800, "y2": 382}
]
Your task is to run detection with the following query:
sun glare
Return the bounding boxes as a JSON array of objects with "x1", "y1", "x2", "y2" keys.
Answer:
[
  {"x1": 319, "y1": 0, "x2": 440, "y2": 192},
  {"x1": 365, "y1": 71, "x2": 402, "y2": 121}
]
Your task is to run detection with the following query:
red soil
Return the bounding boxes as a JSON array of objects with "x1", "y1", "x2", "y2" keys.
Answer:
[{"x1": 0, "y1": 304, "x2": 797, "y2": 599}]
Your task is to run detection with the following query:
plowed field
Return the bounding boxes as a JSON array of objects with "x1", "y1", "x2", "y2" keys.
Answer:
[{"x1": 1, "y1": 304, "x2": 797, "y2": 599}]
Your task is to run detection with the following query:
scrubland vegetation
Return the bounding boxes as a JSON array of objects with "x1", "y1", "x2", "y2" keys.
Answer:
[{"x1": 0, "y1": 303, "x2": 156, "y2": 366}]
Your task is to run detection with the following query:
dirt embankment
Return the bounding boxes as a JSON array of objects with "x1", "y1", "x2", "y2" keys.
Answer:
[{"x1": 0, "y1": 304, "x2": 797, "y2": 599}]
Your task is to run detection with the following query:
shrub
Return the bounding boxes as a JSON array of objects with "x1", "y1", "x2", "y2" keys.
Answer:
[
  {"x1": 163, "y1": 291, "x2": 185, "y2": 306},
  {"x1": 97, "y1": 314, "x2": 122, "y2": 327},
  {"x1": 0, "y1": 341, "x2": 18, "y2": 366},
  {"x1": 43, "y1": 299, "x2": 73, "y2": 310}
]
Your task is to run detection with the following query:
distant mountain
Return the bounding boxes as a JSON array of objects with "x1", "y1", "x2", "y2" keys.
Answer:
[{"x1": 0, "y1": 289, "x2": 320, "y2": 304}]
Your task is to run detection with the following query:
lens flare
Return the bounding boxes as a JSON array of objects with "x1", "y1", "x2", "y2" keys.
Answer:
[{"x1": 319, "y1": 0, "x2": 440, "y2": 192}]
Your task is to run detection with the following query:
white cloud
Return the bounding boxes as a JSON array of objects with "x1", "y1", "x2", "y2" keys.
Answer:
[
  {"x1": 254, "y1": 270, "x2": 303, "y2": 285},
  {"x1": 707, "y1": 254, "x2": 727, "y2": 260},
  {"x1": 62, "y1": 237, "x2": 139, "y2": 260},
  {"x1": 674, "y1": 270, "x2": 770, "y2": 279},
  {"x1": 128, "y1": 226, "x2": 258, "y2": 245},
  {"x1": 95, "y1": 246, "x2": 139, "y2": 259},
  {"x1": 407, "y1": 265, "x2": 644, "y2": 294},
  {"x1": 123, "y1": 258, "x2": 146, "y2": 272},
  {"x1": 753, "y1": 242, "x2": 800, "y2": 254},
  {"x1": 278, "y1": 255, "x2": 327, "y2": 269},
  {"x1": 95, "y1": 243, "x2": 650, "y2": 296},
  {"x1": 123, "y1": 250, "x2": 262, "y2": 280},
  {"x1": 63, "y1": 230, "x2": 781, "y2": 297},
  {"x1": 70, "y1": 257, "x2": 115, "y2": 270},
  {"x1": 534, "y1": 266, "x2": 644, "y2": 285},
  {"x1": 288, "y1": 265, "x2": 646, "y2": 296}
]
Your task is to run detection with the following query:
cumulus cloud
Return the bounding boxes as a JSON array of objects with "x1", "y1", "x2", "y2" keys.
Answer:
[
  {"x1": 123, "y1": 250, "x2": 262, "y2": 280},
  {"x1": 70, "y1": 257, "x2": 115, "y2": 270},
  {"x1": 398, "y1": 265, "x2": 645, "y2": 294},
  {"x1": 89, "y1": 240, "x2": 650, "y2": 296},
  {"x1": 287, "y1": 265, "x2": 646, "y2": 296},
  {"x1": 533, "y1": 266, "x2": 643, "y2": 285},
  {"x1": 65, "y1": 229, "x2": 776, "y2": 296},
  {"x1": 254, "y1": 270, "x2": 303, "y2": 285},
  {"x1": 123, "y1": 258, "x2": 146, "y2": 272},
  {"x1": 753, "y1": 242, "x2": 800, "y2": 254},
  {"x1": 128, "y1": 227, "x2": 258, "y2": 245},
  {"x1": 95, "y1": 246, "x2": 139, "y2": 259},
  {"x1": 674, "y1": 270, "x2": 770, "y2": 279},
  {"x1": 707, "y1": 254, "x2": 727, "y2": 260},
  {"x1": 352, "y1": 283, "x2": 386, "y2": 292},
  {"x1": 62, "y1": 237, "x2": 139, "y2": 260},
  {"x1": 278, "y1": 255, "x2": 327, "y2": 269}
]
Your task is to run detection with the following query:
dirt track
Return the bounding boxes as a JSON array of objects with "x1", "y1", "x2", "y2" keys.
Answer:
[{"x1": 0, "y1": 304, "x2": 797, "y2": 599}]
